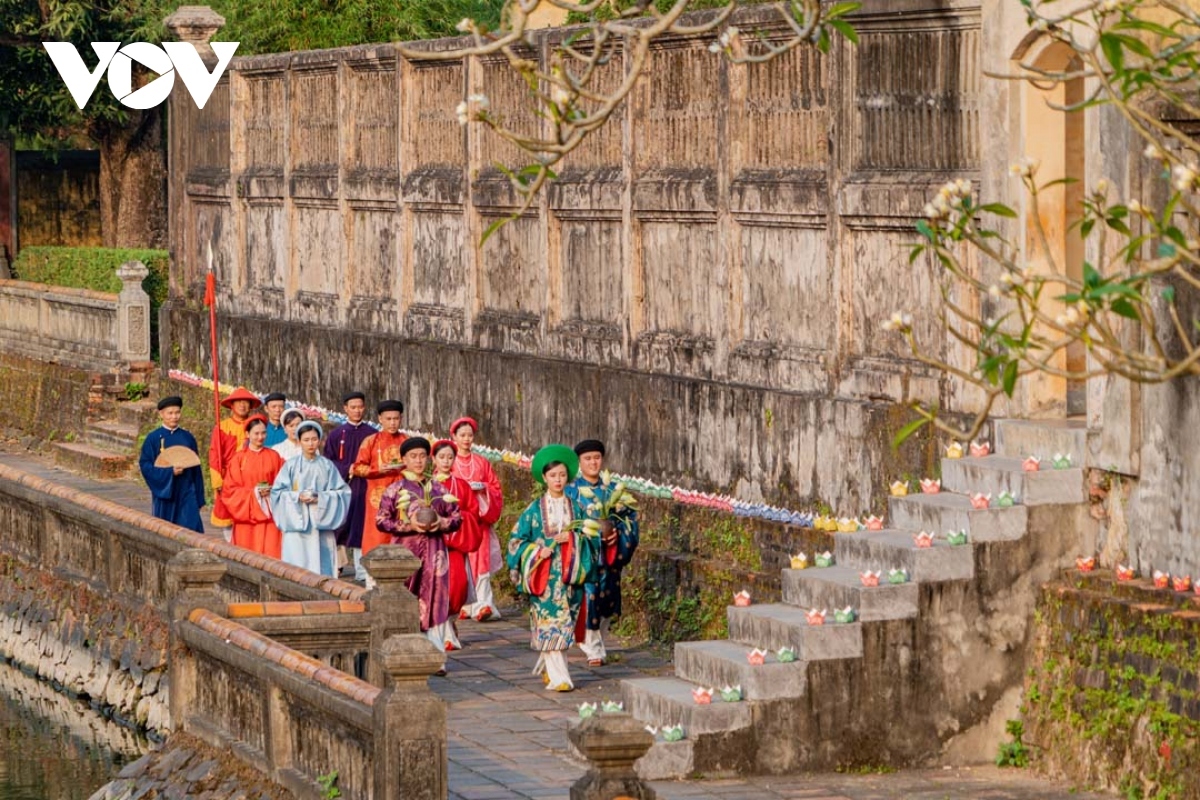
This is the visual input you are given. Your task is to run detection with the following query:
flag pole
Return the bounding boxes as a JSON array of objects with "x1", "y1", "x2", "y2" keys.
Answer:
[{"x1": 204, "y1": 241, "x2": 223, "y2": 472}]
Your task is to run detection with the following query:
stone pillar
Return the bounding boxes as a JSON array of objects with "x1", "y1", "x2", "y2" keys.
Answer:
[
  {"x1": 163, "y1": 5, "x2": 225, "y2": 62},
  {"x1": 166, "y1": 549, "x2": 228, "y2": 734},
  {"x1": 362, "y1": 544, "x2": 421, "y2": 687},
  {"x1": 373, "y1": 634, "x2": 447, "y2": 800},
  {"x1": 116, "y1": 260, "x2": 151, "y2": 362},
  {"x1": 569, "y1": 713, "x2": 657, "y2": 800}
]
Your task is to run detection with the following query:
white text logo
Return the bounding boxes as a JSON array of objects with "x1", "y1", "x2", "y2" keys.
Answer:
[{"x1": 42, "y1": 41, "x2": 239, "y2": 110}]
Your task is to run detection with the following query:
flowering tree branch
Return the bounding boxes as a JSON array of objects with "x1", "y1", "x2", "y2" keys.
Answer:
[
  {"x1": 885, "y1": 0, "x2": 1200, "y2": 446},
  {"x1": 396, "y1": 0, "x2": 860, "y2": 237}
]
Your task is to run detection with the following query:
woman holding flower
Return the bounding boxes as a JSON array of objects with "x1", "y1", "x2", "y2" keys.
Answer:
[
  {"x1": 506, "y1": 444, "x2": 598, "y2": 692},
  {"x1": 223, "y1": 416, "x2": 284, "y2": 559},
  {"x1": 376, "y1": 437, "x2": 462, "y2": 651},
  {"x1": 271, "y1": 421, "x2": 351, "y2": 576}
]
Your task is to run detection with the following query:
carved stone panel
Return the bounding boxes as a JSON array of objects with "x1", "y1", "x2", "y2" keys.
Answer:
[
  {"x1": 559, "y1": 218, "x2": 623, "y2": 325},
  {"x1": 735, "y1": 45, "x2": 827, "y2": 172},
  {"x1": 739, "y1": 224, "x2": 831, "y2": 351},
  {"x1": 411, "y1": 211, "x2": 466, "y2": 310},
  {"x1": 293, "y1": 204, "x2": 346, "y2": 320},
  {"x1": 480, "y1": 216, "x2": 544, "y2": 317},
  {"x1": 242, "y1": 72, "x2": 287, "y2": 174},
  {"x1": 402, "y1": 60, "x2": 465, "y2": 172}
]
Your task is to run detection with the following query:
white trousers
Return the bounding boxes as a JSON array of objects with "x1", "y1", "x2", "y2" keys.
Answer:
[
  {"x1": 281, "y1": 530, "x2": 337, "y2": 577},
  {"x1": 464, "y1": 573, "x2": 502, "y2": 620},
  {"x1": 534, "y1": 650, "x2": 573, "y2": 690},
  {"x1": 427, "y1": 621, "x2": 452, "y2": 651},
  {"x1": 444, "y1": 621, "x2": 462, "y2": 650},
  {"x1": 578, "y1": 618, "x2": 609, "y2": 662},
  {"x1": 350, "y1": 547, "x2": 366, "y2": 581}
]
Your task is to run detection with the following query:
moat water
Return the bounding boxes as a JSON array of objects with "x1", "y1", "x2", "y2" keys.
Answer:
[{"x1": 0, "y1": 660, "x2": 149, "y2": 800}]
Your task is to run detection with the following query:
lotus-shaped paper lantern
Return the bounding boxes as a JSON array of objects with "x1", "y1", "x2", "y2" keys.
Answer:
[
  {"x1": 1022, "y1": 456, "x2": 1041, "y2": 472},
  {"x1": 692, "y1": 686, "x2": 714, "y2": 704},
  {"x1": 913, "y1": 531, "x2": 935, "y2": 548},
  {"x1": 920, "y1": 478, "x2": 941, "y2": 495},
  {"x1": 1051, "y1": 453, "x2": 1072, "y2": 469},
  {"x1": 662, "y1": 725, "x2": 686, "y2": 742},
  {"x1": 969, "y1": 493, "x2": 992, "y2": 510},
  {"x1": 1153, "y1": 570, "x2": 1170, "y2": 590},
  {"x1": 601, "y1": 700, "x2": 624, "y2": 713},
  {"x1": 946, "y1": 530, "x2": 969, "y2": 546},
  {"x1": 746, "y1": 648, "x2": 768, "y2": 666},
  {"x1": 644, "y1": 725, "x2": 659, "y2": 736},
  {"x1": 836, "y1": 517, "x2": 862, "y2": 533},
  {"x1": 720, "y1": 685, "x2": 743, "y2": 702},
  {"x1": 969, "y1": 440, "x2": 991, "y2": 458},
  {"x1": 790, "y1": 552, "x2": 809, "y2": 570},
  {"x1": 578, "y1": 702, "x2": 598, "y2": 719},
  {"x1": 889, "y1": 480, "x2": 909, "y2": 497},
  {"x1": 1173, "y1": 575, "x2": 1192, "y2": 592},
  {"x1": 1076, "y1": 556, "x2": 1096, "y2": 572},
  {"x1": 996, "y1": 490, "x2": 1017, "y2": 508},
  {"x1": 865, "y1": 515, "x2": 884, "y2": 531},
  {"x1": 733, "y1": 590, "x2": 752, "y2": 607},
  {"x1": 833, "y1": 606, "x2": 857, "y2": 624},
  {"x1": 815, "y1": 551, "x2": 835, "y2": 568},
  {"x1": 1115, "y1": 564, "x2": 1136, "y2": 582},
  {"x1": 776, "y1": 646, "x2": 798, "y2": 663},
  {"x1": 887, "y1": 568, "x2": 908, "y2": 584},
  {"x1": 805, "y1": 608, "x2": 827, "y2": 626},
  {"x1": 860, "y1": 570, "x2": 881, "y2": 587},
  {"x1": 945, "y1": 441, "x2": 964, "y2": 459}
]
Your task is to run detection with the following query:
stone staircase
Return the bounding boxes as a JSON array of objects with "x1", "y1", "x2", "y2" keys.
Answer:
[
  {"x1": 52, "y1": 400, "x2": 160, "y2": 479},
  {"x1": 623, "y1": 418, "x2": 1090, "y2": 779}
]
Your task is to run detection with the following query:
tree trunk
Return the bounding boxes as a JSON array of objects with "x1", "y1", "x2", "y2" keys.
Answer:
[{"x1": 96, "y1": 108, "x2": 167, "y2": 249}]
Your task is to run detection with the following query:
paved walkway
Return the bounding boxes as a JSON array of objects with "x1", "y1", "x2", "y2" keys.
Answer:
[{"x1": 0, "y1": 445, "x2": 1111, "y2": 800}]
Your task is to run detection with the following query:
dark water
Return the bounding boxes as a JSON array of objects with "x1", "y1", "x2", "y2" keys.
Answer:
[{"x1": 0, "y1": 661, "x2": 149, "y2": 800}]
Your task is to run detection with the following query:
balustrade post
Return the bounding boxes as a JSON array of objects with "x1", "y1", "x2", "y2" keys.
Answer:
[
  {"x1": 373, "y1": 634, "x2": 447, "y2": 800},
  {"x1": 165, "y1": 549, "x2": 227, "y2": 734},
  {"x1": 569, "y1": 713, "x2": 658, "y2": 800},
  {"x1": 115, "y1": 260, "x2": 151, "y2": 363},
  {"x1": 361, "y1": 544, "x2": 421, "y2": 687}
]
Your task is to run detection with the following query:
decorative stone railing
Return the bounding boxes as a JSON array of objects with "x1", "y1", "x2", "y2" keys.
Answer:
[
  {"x1": 0, "y1": 262, "x2": 150, "y2": 371},
  {"x1": 169, "y1": 549, "x2": 446, "y2": 800},
  {"x1": 0, "y1": 462, "x2": 365, "y2": 611}
]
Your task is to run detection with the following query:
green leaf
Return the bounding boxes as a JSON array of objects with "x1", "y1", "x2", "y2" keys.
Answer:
[
  {"x1": 826, "y1": 2, "x2": 862, "y2": 18},
  {"x1": 827, "y1": 18, "x2": 858, "y2": 44},
  {"x1": 1083, "y1": 262, "x2": 1101, "y2": 289},
  {"x1": 978, "y1": 202, "x2": 1018, "y2": 218},
  {"x1": 1002, "y1": 360, "x2": 1019, "y2": 398},
  {"x1": 891, "y1": 416, "x2": 930, "y2": 451},
  {"x1": 1080, "y1": 218, "x2": 1096, "y2": 238},
  {"x1": 1100, "y1": 33, "x2": 1125, "y2": 73},
  {"x1": 915, "y1": 220, "x2": 935, "y2": 242},
  {"x1": 1110, "y1": 298, "x2": 1139, "y2": 320},
  {"x1": 480, "y1": 216, "x2": 514, "y2": 245},
  {"x1": 1158, "y1": 242, "x2": 1177, "y2": 258},
  {"x1": 909, "y1": 244, "x2": 926, "y2": 264},
  {"x1": 1162, "y1": 285, "x2": 1177, "y2": 304}
]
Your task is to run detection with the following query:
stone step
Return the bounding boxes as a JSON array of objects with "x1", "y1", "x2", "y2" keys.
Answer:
[
  {"x1": 940, "y1": 456, "x2": 1086, "y2": 505},
  {"x1": 833, "y1": 530, "x2": 974, "y2": 583},
  {"x1": 673, "y1": 640, "x2": 807, "y2": 701},
  {"x1": 621, "y1": 677, "x2": 752, "y2": 735},
  {"x1": 85, "y1": 420, "x2": 140, "y2": 452},
  {"x1": 52, "y1": 441, "x2": 134, "y2": 480},
  {"x1": 781, "y1": 566, "x2": 919, "y2": 621},
  {"x1": 117, "y1": 399, "x2": 161, "y2": 429},
  {"x1": 725, "y1": 604, "x2": 863, "y2": 659},
  {"x1": 634, "y1": 739, "x2": 694, "y2": 781},
  {"x1": 994, "y1": 418, "x2": 1087, "y2": 462},
  {"x1": 888, "y1": 493, "x2": 1028, "y2": 543}
]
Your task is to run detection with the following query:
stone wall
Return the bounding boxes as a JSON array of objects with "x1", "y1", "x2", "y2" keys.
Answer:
[
  {"x1": 0, "y1": 351, "x2": 97, "y2": 443},
  {"x1": 16, "y1": 150, "x2": 102, "y2": 249},
  {"x1": 1025, "y1": 574, "x2": 1200, "y2": 798},
  {"x1": 163, "y1": 0, "x2": 991, "y2": 512}
]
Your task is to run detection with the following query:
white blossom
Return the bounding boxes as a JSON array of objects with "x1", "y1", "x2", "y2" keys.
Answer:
[
  {"x1": 456, "y1": 18, "x2": 473, "y2": 33},
  {"x1": 1128, "y1": 199, "x2": 1147, "y2": 215},
  {"x1": 1009, "y1": 157, "x2": 1041, "y2": 178},
  {"x1": 1171, "y1": 163, "x2": 1197, "y2": 192},
  {"x1": 882, "y1": 311, "x2": 913, "y2": 333},
  {"x1": 987, "y1": 284, "x2": 1002, "y2": 299},
  {"x1": 1143, "y1": 143, "x2": 1163, "y2": 161},
  {"x1": 1095, "y1": 178, "x2": 1110, "y2": 197}
]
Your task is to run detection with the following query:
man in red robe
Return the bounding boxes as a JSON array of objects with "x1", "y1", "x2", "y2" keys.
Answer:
[
  {"x1": 208, "y1": 386, "x2": 261, "y2": 539},
  {"x1": 350, "y1": 399, "x2": 407, "y2": 567}
]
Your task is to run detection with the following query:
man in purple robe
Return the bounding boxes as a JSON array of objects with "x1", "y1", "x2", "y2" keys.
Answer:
[
  {"x1": 375, "y1": 437, "x2": 462, "y2": 661},
  {"x1": 323, "y1": 391, "x2": 376, "y2": 581}
]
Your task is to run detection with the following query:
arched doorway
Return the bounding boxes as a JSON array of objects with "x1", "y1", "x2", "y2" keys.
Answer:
[{"x1": 1013, "y1": 34, "x2": 1087, "y2": 418}]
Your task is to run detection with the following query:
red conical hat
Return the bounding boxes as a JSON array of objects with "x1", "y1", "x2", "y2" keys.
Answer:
[{"x1": 221, "y1": 387, "x2": 262, "y2": 410}]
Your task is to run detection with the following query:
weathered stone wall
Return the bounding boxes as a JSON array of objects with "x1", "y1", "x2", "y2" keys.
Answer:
[
  {"x1": 0, "y1": 279, "x2": 125, "y2": 371},
  {"x1": 0, "y1": 554, "x2": 169, "y2": 731},
  {"x1": 1024, "y1": 575, "x2": 1200, "y2": 798},
  {"x1": 164, "y1": 0, "x2": 991, "y2": 512},
  {"x1": 0, "y1": 351, "x2": 97, "y2": 443},
  {"x1": 15, "y1": 150, "x2": 102, "y2": 249}
]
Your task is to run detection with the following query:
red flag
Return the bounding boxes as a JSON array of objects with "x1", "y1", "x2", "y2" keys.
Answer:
[{"x1": 204, "y1": 271, "x2": 216, "y2": 307}]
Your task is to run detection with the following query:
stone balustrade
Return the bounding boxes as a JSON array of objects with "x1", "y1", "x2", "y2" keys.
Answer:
[
  {"x1": 168, "y1": 549, "x2": 445, "y2": 800},
  {"x1": 0, "y1": 262, "x2": 150, "y2": 371}
]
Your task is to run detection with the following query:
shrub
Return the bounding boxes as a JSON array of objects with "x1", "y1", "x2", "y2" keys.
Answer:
[{"x1": 12, "y1": 246, "x2": 169, "y2": 359}]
